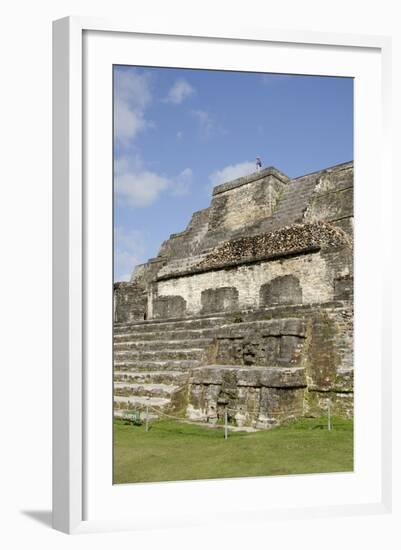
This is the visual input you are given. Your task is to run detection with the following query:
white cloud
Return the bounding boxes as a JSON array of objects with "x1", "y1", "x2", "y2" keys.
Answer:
[
  {"x1": 114, "y1": 154, "x2": 141, "y2": 177},
  {"x1": 114, "y1": 99, "x2": 150, "y2": 143},
  {"x1": 170, "y1": 168, "x2": 193, "y2": 196},
  {"x1": 191, "y1": 109, "x2": 215, "y2": 138},
  {"x1": 114, "y1": 227, "x2": 147, "y2": 281},
  {"x1": 114, "y1": 69, "x2": 153, "y2": 145},
  {"x1": 176, "y1": 130, "x2": 183, "y2": 140},
  {"x1": 164, "y1": 79, "x2": 194, "y2": 104},
  {"x1": 115, "y1": 69, "x2": 152, "y2": 108},
  {"x1": 115, "y1": 154, "x2": 168, "y2": 208},
  {"x1": 115, "y1": 155, "x2": 193, "y2": 207},
  {"x1": 209, "y1": 161, "x2": 255, "y2": 188},
  {"x1": 116, "y1": 170, "x2": 169, "y2": 208}
]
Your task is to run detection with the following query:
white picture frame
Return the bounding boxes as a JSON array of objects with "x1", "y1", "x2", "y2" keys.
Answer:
[{"x1": 52, "y1": 16, "x2": 393, "y2": 535}]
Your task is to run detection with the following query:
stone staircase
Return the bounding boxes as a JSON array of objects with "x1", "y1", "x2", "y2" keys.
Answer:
[
  {"x1": 260, "y1": 177, "x2": 318, "y2": 232},
  {"x1": 113, "y1": 305, "x2": 353, "y2": 425},
  {"x1": 113, "y1": 315, "x2": 224, "y2": 418}
]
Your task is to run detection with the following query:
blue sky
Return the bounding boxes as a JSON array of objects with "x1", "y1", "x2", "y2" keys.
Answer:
[{"x1": 114, "y1": 66, "x2": 353, "y2": 281}]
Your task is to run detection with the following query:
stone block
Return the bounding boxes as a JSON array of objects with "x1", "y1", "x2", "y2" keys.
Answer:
[
  {"x1": 304, "y1": 389, "x2": 354, "y2": 418},
  {"x1": 201, "y1": 286, "x2": 239, "y2": 314},
  {"x1": 258, "y1": 387, "x2": 305, "y2": 427},
  {"x1": 213, "y1": 318, "x2": 307, "y2": 367},
  {"x1": 189, "y1": 365, "x2": 306, "y2": 388},
  {"x1": 114, "y1": 282, "x2": 147, "y2": 323},
  {"x1": 278, "y1": 335, "x2": 304, "y2": 364},
  {"x1": 260, "y1": 274, "x2": 303, "y2": 307},
  {"x1": 153, "y1": 295, "x2": 187, "y2": 319},
  {"x1": 334, "y1": 368, "x2": 353, "y2": 392},
  {"x1": 334, "y1": 275, "x2": 354, "y2": 301}
]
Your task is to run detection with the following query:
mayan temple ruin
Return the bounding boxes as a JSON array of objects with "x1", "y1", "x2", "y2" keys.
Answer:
[{"x1": 113, "y1": 161, "x2": 354, "y2": 428}]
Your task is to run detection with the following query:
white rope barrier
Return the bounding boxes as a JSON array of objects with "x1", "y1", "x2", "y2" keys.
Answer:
[
  {"x1": 120, "y1": 401, "x2": 249, "y2": 420},
  {"x1": 118, "y1": 400, "x2": 244, "y2": 438},
  {"x1": 118, "y1": 400, "x2": 335, "y2": 437}
]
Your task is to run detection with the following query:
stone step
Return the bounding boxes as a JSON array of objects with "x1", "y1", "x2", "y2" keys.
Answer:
[
  {"x1": 277, "y1": 195, "x2": 310, "y2": 205},
  {"x1": 273, "y1": 209, "x2": 302, "y2": 217},
  {"x1": 275, "y1": 206, "x2": 306, "y2": 215},
  {"x1": 275, "y1": 185, "x2": 315, "y2": 207},
  {"x1": 114, "y1": 395, "x2": 170, "y2": 410},
  {"x1": 273, "y1": 216, "x2": 304, "y2": 226},
  {"x1": 113, "y1": 337, "x2": 213, "y2": 351},
  {"x1": 114, "y1": 359, "x2": 200, "y2": 372},
  {"x1": 273, "y1": 214, "x2": 303, "y2": 223},
  {"x1": 280, "y1": 190, "x2": 314, "y2": 203},
  {"x1": 114, "y1": 316, "x2": 224, "y2": 334},
  {"x1": 279, "y1": 200, "x2": 309, "y2": 209},
  {"x1": 277, "y1": 215, "x2": 302, "y2": 227},
  {"x1": 280, "y1": 194, "x2": 305, "y2": 206},
  {"x1": 190, "y1": 365, "x2": 307, "y2": 388},
  {"x1": 114, "y1": 370, "x2": 189, "y2": 384},
  {"x1": 275, "y1": 200, "x2": 308, "y2": 210},
  {"x1": 114, "y1": 348, "x2": 204, "y2": 362},
  {"x1": 275, "y1": 214, "x2": 305, "y2": 222},
  {"x1": 114, "y1": 327, "x2": 218, "y2": 342},
  {"x1": 114, "y1": 315, "x2": 223, "y2": 328},
  {"x1": 217, "y1": 317, "x2": 306, "y2": 337},
  {"x1": 114, "y1": 382, "x2": 179, "y2": 398}
]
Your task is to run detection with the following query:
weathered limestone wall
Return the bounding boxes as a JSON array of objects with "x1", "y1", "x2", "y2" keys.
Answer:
[
  {"x1": 302, "y1": 162, "x2": 353, "y2": 237},
  {"x1": 157, "y1": 207, "x2": 211, "y2": 261},
  {"x1": 209, "y1": 170, "x2": 288, "y2": 230},
  {"x1": 303, "y1": 306, "x2": 353, "y2": 418},
  {"x1": 213, "y1": 318, "x2": 307, "y2": 366},
  {"x1": 187, "y1": 318, "x2": 308, "y2": 428},
  {"x1": 185, "y1": 306, "x2": 353, "y2": 427},
  {"x1": 153, "y1": 251, "x2": 338, "y2": 318},
  {"x1": 187, "y1": 366, "x2": 306, "y2": 429},
  {"x1": 114, "y1": 282, "x2": 147, "y2": 323}
]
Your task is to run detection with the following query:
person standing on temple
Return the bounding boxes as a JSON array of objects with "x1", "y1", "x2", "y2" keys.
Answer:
[{"x1": 256, "y1": 156, "x2": 262, "y2": 171}]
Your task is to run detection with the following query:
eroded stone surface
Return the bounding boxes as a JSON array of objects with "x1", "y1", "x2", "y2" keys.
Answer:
[
  {"x1": 260, "y1": 275, "x2": 302, "y2": 307},
  {"x1": 187, "y1": 366, "x2": 307, "y2": 428},
  {"x1": 113, "y1": 161, "x2": 354, "y2": 427},
  {"x1": 201, "y1": 286, "x2": 239, "y2": 315},
  {"x1": 114, "y1": 282, "x2": 147, "y2": 323},
  {"x1": 153, "y1": 295, "x2": 187, "y2": 319}
]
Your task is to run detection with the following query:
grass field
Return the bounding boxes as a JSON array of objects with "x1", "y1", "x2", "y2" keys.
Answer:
[{"x1": 113, "y1": 416, "x2": 353, "y2": 484}]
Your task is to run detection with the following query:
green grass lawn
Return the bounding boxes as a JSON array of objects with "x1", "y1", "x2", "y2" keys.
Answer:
[{"x1": 113, "y1": 416, "x2": 353, "y2": 484}]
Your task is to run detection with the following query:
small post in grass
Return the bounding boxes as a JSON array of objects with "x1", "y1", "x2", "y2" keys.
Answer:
[
  {"x1": 328, "y1": 397, "x2": 332, "y2": 431},
  {"x1": 224, "y1": 407, "x2": 228, "y2": 440},
  {"x1": 145, "y1": 399, "x2": 149, "y2": 432}
]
